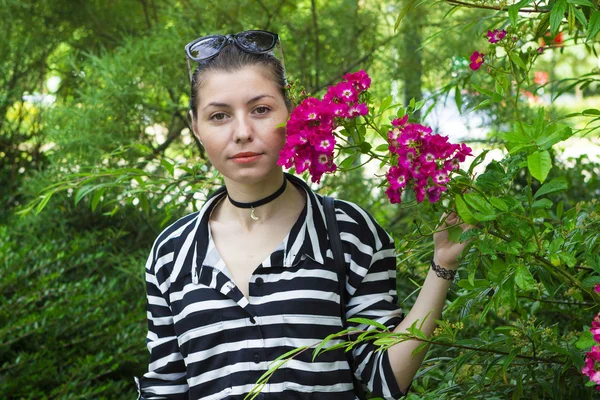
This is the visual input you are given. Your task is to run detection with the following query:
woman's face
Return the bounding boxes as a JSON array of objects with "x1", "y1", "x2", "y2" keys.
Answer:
[{"x1": 192, "y1": 65, "x2": 289, "y2": 185}]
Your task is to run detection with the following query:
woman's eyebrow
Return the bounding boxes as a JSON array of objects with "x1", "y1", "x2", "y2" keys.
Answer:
[{"x1": 203, "y1": 94, "x2": 276, "y2": 111}]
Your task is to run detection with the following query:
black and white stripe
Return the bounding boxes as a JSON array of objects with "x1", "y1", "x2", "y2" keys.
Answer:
[{"x1": 136, "y1": 174, "x2": 407, "y2": 399}]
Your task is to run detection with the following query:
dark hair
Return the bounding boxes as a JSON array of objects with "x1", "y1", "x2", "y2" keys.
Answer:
[{"x1": 189, "y1": 44, "x2": 293, "y2": 119}]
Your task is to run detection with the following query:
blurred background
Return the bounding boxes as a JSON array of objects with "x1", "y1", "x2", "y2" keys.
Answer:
[{"x1": 1, "y1": 0, "x2": 598, "y2": 398}]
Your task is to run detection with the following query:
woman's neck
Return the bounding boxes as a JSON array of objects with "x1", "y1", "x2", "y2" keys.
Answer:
[{"x1": 216, "y1": 172, "x2": 301, "y2": 230}]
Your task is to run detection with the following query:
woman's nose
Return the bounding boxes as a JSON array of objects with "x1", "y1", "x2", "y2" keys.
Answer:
[{"x1": 233, "y1": 115, "x2": 254, "y2": 142}]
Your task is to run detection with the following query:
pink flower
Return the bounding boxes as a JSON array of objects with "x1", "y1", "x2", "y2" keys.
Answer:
[
  {"x1": 392, "y1": 115, "x2": 408, "y2": 127},
  {"x1": 414, "y1": 185, "x2": 426, "y2": 202},
  {"x1": 343, "y1": 70, "x2": 371, "y2": 92},
  {"x1": 594, "y1": 284, "x2": 600, "y2": 293},
  {"x1": 327, "y1": 102, "x2": 350, "y2": 118},
  {"x1": 469, "y1": 51, "x2": 485, "y2": 71},
  {"x1": 314, "y1": 135, "x2": 335, "y2": 153},
  {"x1": 385, "y1": 186, "x2": 402, "y2": 204},
  {"x1": 487, "y1": 29, "x2": 507, "y2": 44},
  {"x1": 384, "y1": 119, "x2": 472, "y2": 204},
  {"x1": 347, "y1": 103, "x2": 368, "y2": 118},
  {"x1": 331, "y1": 82, "x2": 359, "y2": 103},
  {"x1": 433, "y1": 170, "x2": 449, "y2": 185},
  {"x1": 537, "y1": 46, "x2": 544, "y2": 54},
  {"x1": 427, "y1": 186, "x2": 446, "y2": 203},
  {"x1": 397, "y1": 148, "x2": 416, "y2": 169},
  {"x1": 386, "y1": 166, "x2": 409, "y2": 190},
  {"x1": 582, "y1": 346, "x2": 600, "y2": 384}
]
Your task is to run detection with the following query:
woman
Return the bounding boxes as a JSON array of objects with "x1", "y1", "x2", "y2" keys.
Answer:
[{"x1": 136, "y1": 30, "x2": 470, "y2": 400}]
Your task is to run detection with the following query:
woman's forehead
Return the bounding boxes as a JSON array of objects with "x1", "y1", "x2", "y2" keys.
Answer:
[{"x1": 198, "y1": 66, "x2": 280, "y2": 104}]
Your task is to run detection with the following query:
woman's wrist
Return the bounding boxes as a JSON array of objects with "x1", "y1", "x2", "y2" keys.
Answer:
[{"x1": 430, "y1": 259, "x2": 458, "y2": 281}]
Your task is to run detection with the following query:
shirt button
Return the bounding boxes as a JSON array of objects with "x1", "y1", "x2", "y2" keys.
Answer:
[
  {"x1": 254, "y1": 354, "x2": 261, "y2": 364},
  {"x1": 256, "y1": 277, "x2": 264, "y2": 286}
]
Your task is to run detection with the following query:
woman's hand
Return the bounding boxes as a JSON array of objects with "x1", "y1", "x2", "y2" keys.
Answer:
[{"x1": 433, "y1": 212, "x2": 474, "y2": 270}]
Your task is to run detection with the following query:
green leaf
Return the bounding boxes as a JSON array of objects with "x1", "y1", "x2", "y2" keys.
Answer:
[
  {"x1": 161, "y1": 159, "x2": 175, "y2": 177},
  {"x1": 533, "y1": 178, "x2": 568, "y2": 199},
  {"x1": 454, "y1": 85, "x2": 462, "y2": 113},
  {"x1": 375, "y1": 143, "x2": 389, "y2": 152},
  {"x1": 455, "y1": 195, "x2": 481, "y2": 225},
  {"x1": 575, "y1": 331, "x2": 597, "y2": 350},
  {"x1": 587, "y1": 11, "x2": 600, "y2": 41},
  {"x1": 509, "y1": 5, "x2": 519, "y2": 27},
  {"x1": 359, "y1": 142, "x2": 372, "y2": 153},
  {"x1": 91, "y1": 187, "x2": 106, "y2": 212},
  {"x1": 500, "y1": 274, "x2": 517, "y2": 309},
  {"x1": 532, "y1": 198, "x2": 552, "y2": 208},
  {"x1": 534, "y1": 12, "x2": 552, "y2": 39},
  {"x1": 515, "y1": 265, "x2": 536, "y2": 291},
  {"x1": 587, "y1": 254, "x2": 600, "y2": 274},
  {"x1": 340, "y1": 154, "x2": 357, "y2": 169},
  {"x1": 571, "y1": 5, "x2": 588, "y2": 27},
  {"x1": 378, "y1": 95, "x2": 393, "y2": 114},
  {"x1": 582, "y1": 108, "x2": 600, "y2": 116},
  {"x1": 463, "y1": 193, "x2": 496, "y2": 220},
  {"x1": 535, "y1": 125, "x2": 573, "y2": 150},
  {"x1": 35, "y1": 192, "x2": 54, "y2": 215},
  {"x1": 509, "y1": 51, "x2": 528, "y2": 70},
  {"x1": 550, "y1": 0, "x2": 567, "y2": 36},
  {"x1": 489, "y1": 197, "x2": 509, "y2": 211},
  {"x1": 502, "y1": 348, "x2": 520, "y2": 375},
  {"x1": 527, "y1": 150, "x2": 552, "y2": 183},
  {"x1": 472, "y1": 84, "x2": 495, "y2": 98},
  {"x1": 75, "y1": 185, "x2": 98, "y2": 206},
  {"x1": 581, "y1": 275, "x2": 600, "y2": 288},
  {"x1": 556, "y1": 200, "x2": 564, "y2": 219},
  {"x1": 394, "y1": 0, "x2": 418, "y2": 30},
  {"x1": 347, "y1": 317, "x2": 388, "y2": 331},
  {"x1": 567, "y1": 0, "x2": 595, "y2": 7},
  {"x1": 448, "y1": 226, "x2": 463, "y2": 243}
]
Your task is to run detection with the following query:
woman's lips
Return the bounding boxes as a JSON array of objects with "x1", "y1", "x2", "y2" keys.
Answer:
[{"x1": 231, "y1": 153, "x2": 262, "y2": 164}]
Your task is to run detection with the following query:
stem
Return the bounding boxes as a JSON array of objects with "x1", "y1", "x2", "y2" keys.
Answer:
[
  {"x1": 391, "y1": 334, "x2": 564, "y2": 364},
  {"x1": 443, "y1": 0, "x2": 549, "y2": 13},
  {"x1": 517, "y1": 294, "x2": 595, "y2": 307}
]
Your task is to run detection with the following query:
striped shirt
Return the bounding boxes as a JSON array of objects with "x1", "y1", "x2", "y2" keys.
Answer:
[{"x1": 136, "y1": 173, "x2": 407, "y2": 400}]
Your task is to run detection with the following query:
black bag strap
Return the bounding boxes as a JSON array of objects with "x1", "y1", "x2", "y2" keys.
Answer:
[{"x1": 323, "y1": 196, "x2": 367, "y2": 400}]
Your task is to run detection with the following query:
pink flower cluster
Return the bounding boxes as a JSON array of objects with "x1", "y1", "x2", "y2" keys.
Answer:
[
  {"x1": 583, "y1": 305, "x2": 600, "y2": 389},
  {"x1": 582, "y1": 285, "x2": 600, "y2": 389},
  {"x1": 385, "y1": 115, "x2": 472, "y2": 204},
  {"x1": 278, "y1": 71, "x2": 371, "y2": 183}
]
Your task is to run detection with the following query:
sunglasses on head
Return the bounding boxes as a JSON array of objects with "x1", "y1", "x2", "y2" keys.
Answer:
[{"x1": 184, "y1": 30, "x2": 286, "y2": 83}]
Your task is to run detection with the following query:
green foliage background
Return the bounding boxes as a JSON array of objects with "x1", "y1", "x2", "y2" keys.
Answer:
[{"x1": 2, "y1": 0, "x2": 600, "y2": 399}]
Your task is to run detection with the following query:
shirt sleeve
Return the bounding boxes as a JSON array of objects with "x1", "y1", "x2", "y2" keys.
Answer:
[
  {"x1": 340, "y1": 204, "x2": 410, "y2": 399},
  {"x1": 135, "y1": 246, "x2": 189, "y2": 400}
]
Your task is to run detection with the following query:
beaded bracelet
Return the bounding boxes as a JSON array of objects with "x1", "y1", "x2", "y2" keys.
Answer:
[{"x1": 430, "y1": 260, "x2": 457, "y2": 281}]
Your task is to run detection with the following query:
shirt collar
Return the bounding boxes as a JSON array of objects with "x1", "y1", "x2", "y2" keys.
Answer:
[{"x1": 172, "y1": 173, "x2": 329, "y2": 285}]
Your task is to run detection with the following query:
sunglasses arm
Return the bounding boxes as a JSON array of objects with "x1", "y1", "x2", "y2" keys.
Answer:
[
  {"x1": 277, "y1": 41, "x2": 287, "y2": 84},
  {"x1": 186, "y1": 56, "x2": 193, "y2": 84}
]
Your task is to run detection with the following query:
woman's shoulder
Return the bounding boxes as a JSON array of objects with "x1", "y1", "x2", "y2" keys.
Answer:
[
  {"x1": 319, "y1": 195, "x2": 393, "y2": 249},
  {"x1": 148, "y1": 211, "x2": 201, "y2": 261}
]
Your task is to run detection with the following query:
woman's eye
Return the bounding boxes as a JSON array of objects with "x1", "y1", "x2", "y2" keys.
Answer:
[
  {"x1": 210, "y1": 112, "x2": 227, "y2": 121},
  {"x1": 254, "y1": 106, "x2": 270, "y2": 115}
]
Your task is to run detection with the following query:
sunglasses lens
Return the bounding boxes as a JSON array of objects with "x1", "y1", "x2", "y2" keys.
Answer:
[
  {"x1": 237, "y1": 31, "x2": 276, "y2": 52},
  {"x1": 188, "y1": 36, "x2": 227, "y2": 60}
]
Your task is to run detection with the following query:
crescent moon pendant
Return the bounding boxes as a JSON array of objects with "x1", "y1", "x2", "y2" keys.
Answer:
[{"x1": 250, "y1": 207, "x2": 259, "y2": 221}]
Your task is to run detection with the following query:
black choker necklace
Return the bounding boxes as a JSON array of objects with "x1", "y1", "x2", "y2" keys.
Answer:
[{"x1": 227, "y1": 178, "x2": 287, "y2": 221}]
